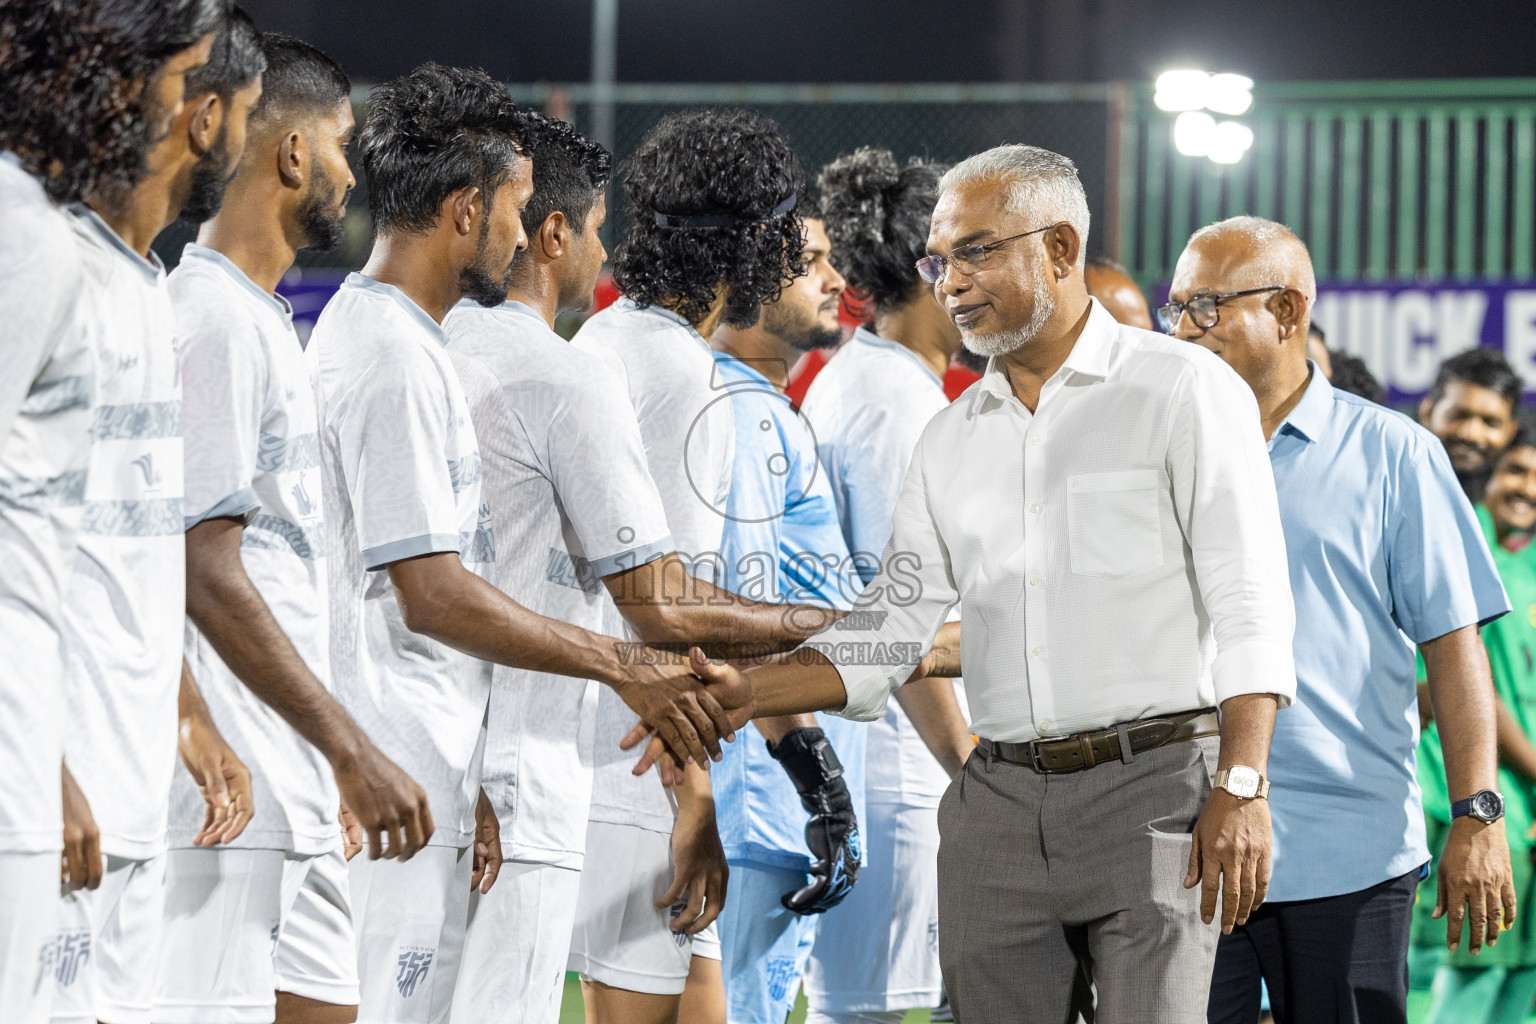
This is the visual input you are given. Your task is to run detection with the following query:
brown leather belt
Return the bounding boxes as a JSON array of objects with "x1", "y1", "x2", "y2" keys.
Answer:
[{"x1": 978, "y1": 708, "x2": 1216, "y2": 774}]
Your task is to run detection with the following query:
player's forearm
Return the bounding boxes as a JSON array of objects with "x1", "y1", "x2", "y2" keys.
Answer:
[
  {"x1": 1425, "y1": 626, "x2": 1501, "y2": 798},
  {"x1": 894, "y1": 676, "x2": 973, "y2": 776},
  {"x1": 740, "y1": 649, "x2": 850, "y2": 719},
  {"x1": 1495, "y1": 700, "x2": 1536, "y2": 783},
  {"x1": 186, "y1": 521, "x2": 367, "y2": 767},
  {"x1": 391, "y1": 554, "x2": 663, "y2": 688}
]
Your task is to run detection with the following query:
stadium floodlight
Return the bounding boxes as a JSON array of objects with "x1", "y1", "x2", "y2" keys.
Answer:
[
  {"x1": 1155, "y1": 69, "x2": 1211, "y2": 112},
  {"x1": 1205, "y1": 73, "x2": 1254, "y2": 116},
  {"x1": 1173, "y1": 111, "x2": 1217, "y2": 157},
  {"x1": 1207, "y1": 121, "x2": 1256, "y2": 164}
]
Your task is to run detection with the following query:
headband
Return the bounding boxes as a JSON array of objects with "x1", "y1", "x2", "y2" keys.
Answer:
[{"x1": 653, "y1": 192, "x2": 798, "y2": 230}]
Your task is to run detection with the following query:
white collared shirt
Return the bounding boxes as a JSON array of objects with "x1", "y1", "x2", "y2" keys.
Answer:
[{"x1": 818, "y1": 299, "x2": 1297, "y2": 743}]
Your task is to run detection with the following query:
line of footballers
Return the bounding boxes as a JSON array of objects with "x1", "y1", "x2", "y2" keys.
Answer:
[{"x1": 10, "y1": 5, "x2": 1536, "y2": 1024}]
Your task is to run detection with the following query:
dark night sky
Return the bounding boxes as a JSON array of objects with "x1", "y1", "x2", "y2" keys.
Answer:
[{"x1": 241, "y1": 0, "x2": 1535, "y2": 85}]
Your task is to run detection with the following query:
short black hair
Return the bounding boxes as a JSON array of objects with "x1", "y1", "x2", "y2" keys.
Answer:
[
  {"x1": 1505, "y1": 410, "x2": 1536, "y2": 454},
  {"x1": 1085, "y1": 255, "x2": 1132, "y2": 276},
  {"x1": 1426, "y1": 347, "x2": 1523, "y2": 412},
  {"x1": 1328, "y1": 351, "x2": 1385, "y2": 405},
  {"x1": 360, "y1": 62, "x2": 523, "y2": 236},
  {"x1": 250, "y1": 32, "x2": 349, "y2": 129},
  {"x1": 1308, "y1": 321, "x2": 1327, "y2": 345},
  {"x1": 818, "y1": 147, "x2": 945, "y2": 316},
  {"x1": 183, "y1": 4, "x2": 262, "y2": 101},
  {"x1": 516, "y1": 110, "x2": 609, "y2": 236},
  {"x1": 0, "y1": 0, "x2": 228, "y2": 202},
  {"x1": 612, "y1": 108, "x2": 805, "y2": 328}
]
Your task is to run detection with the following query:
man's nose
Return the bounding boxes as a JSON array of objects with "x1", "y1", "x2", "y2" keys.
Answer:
[{"x1": 1172, "y1": 309, "x2": 1202, "y2": 342}]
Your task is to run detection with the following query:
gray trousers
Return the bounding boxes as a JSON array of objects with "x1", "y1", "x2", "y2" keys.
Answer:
[{"x1": 936, "y1": 734, "x2": 1221, "y2": 1024}]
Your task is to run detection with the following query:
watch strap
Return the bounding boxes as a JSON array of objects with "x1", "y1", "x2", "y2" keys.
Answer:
[{"x1": 1213, "y1": 767, "x2": 1269, "y2": 800}]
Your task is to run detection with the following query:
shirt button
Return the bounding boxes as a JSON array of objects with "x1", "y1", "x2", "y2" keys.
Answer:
[
  {"x1": 1029, "y1": 575, "x2": 1042, "y2": 587},
  {"x1": 1029, "y1": 503, "x2": 1041, "y2": 515},
  {"x1": 1039, "y1": 719, "x2": 1053, "y2": 732},
  {"x1": 1030, "y1": 436, "x2": 1043, "y2": 447},
  {"x1": 1031, "y1": 645, "x2": 1043, "y2": 657}
]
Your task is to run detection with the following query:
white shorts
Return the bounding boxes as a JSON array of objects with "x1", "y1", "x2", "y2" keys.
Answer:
[
  {"x1": 1, "y1": 851, "x2": 60, "y2": 1024},
  {"x1": 350, "y1": 844, "x2": 471, "y2": 1024},
  {"x1": 449, "y1": 860, "x2": 581, "y2": 1024},
  {"x1": 568, "y1": 821, "x2": 720, "y2": 997},
  {"x1": 803, "y1": 799, "x2": 942, "y2": 1014},
  {"x1": 276, "y1": 846, "x2": 360, "y2": 1006},
  {"x1": 50, "y1": 852, "x2": 167, "y2": 1024},
  {"x1": 154, "y1": 846, "x2": 359, "y2": 1023}
]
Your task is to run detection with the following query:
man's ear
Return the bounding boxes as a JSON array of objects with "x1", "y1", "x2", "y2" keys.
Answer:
[
  {"x1": 538, "y1": 211, "x2": 567, "y2": 260},
  {"x1": 188, "y1": 93, "x2": 224, "y2": 156},
  {"x1": 276, "y1": 131, "x2": 307, "y2": 190},
  {"x1": 448, "y1": 186, "x2": 482, "y2": 237},
  {"x1": 1272, "y1": 288, "x2": 1309, "y2": 340},
  {"x1": 1418, "y1": 394, "x2": 1436, "y2": 425},
  {"x1": 1048, "y1": 222, "x2": 1081, "y2": 280}
]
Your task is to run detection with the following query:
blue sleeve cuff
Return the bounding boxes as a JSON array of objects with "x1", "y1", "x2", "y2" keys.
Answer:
[
  {"x1": 588, "y1": 535, "x2": 674, "y2": 579},
  {"x1": 184, "y1": 487, "x2": 260, "y2": 531},
  {"x1": 363, "y1": 532, "x2": 462, "y2": 572}
]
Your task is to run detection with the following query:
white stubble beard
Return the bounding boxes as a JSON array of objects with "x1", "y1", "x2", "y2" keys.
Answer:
[{"x1": 960, "y1": 257, "x2": 1057, "y2": 358}]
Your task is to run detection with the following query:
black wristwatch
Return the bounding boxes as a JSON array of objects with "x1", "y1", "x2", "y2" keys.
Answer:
[{"x1": 1451, "y1": 789, "x2": 1505, "y2": 824}]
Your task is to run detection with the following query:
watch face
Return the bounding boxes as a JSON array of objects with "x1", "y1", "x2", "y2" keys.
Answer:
[
  {"x1": 1225, "y1": 766, "x2": 1260, "y2": 799},
  {"x1": 1473, "y1": 790, "x2": 1505, "y2": 821}
]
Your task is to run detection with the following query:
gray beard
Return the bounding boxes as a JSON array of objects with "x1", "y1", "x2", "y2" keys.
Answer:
[{"x1": 962, "y1": 287, "x2": 1056, "y2": 358}]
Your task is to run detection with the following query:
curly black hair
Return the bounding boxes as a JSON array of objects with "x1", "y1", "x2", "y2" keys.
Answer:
[
  {"x1": 1328, "y1": 350, "x2": 1386, "y2": 405},
  {"x1": 612, "y1": 108, "x2": 805, "y2": 329},
  {"x1": 516, "y1": 110, "x2": 610, "y2": 237},
  {"x1": 0, "y1": 0, "x2": 227, "y2": 203},
  {"x1": 818, "y1": 147, "x2": 945, "y2": 317},
  {"x1": 361, "y1": 62, "x2": 524, "y2": 236}
]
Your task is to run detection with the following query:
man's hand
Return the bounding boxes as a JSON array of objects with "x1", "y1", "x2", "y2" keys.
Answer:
[
  {"x1": 1434, "y1": 816, "x2": 1516, "y2": 953},
  {"x1": 339, "y1": 803, "x2": 364, "y2": 861},
  {"x1": 470, "y1": 788, "x2": 502, "y2": 896},
  {"x1": 612, "y1": 648, "x2": 743, "y2": 771},
  {"x1": 331, "y1": 744, "x2": 433, "y2": 861},
  {"x1": 771, "y1": 727, "x2": 861, "y2": 914},
  {"x1": 1183, "y1": 788, "x2": 1271, "y2": 933},
  {"x1": 622, "y1": 648, "x2": 756, "y2": 783},
  {"x1": 61, "y1": 762, "x2": 102, "y2": 890},
  {"x1": 658, "y1": 783, "x2": 728, "y2": 936},
  {"x1": 179, "y1": 705, "x2": 254, "y2": 847}
]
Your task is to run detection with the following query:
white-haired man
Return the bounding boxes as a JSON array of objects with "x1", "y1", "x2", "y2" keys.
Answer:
[
  {"x1": 656, "y1": 144, "x2": 1299, "y2": 1022},
  {"x1": 1167, "y1": 216, "x2": 1512, "y2": 1024}
]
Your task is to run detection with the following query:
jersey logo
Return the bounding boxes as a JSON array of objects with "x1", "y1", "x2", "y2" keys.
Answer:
[
  {"x1": 395, "y1": 947, "x2": 434, "y2": 998},
  {"x1": 39, "y1": 929, "x2": 91, "y2": 990},
  {"x1": 292, "y1": 477, "x2": 316, "y2": 518},
  {"x1": 131, "y1": 453, "x2": 162, "y2": 488},
  {"x1": 765, "y1": 956, "x2": 799, "y2": 1002}
]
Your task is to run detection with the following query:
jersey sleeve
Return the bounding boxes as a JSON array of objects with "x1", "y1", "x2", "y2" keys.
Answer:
[
  {"x1": 178, "y1": 290, "x2": 267, "y2": 527},
  {"x1": 836, "y1": 399, "x2": 928, "y2": 566},
  {"x1": 330, "y1": 347, "x2": 465, "y2": 571},
  {"x1": 545, "y1": 363, "x2": 673, "y2": 579},
  {"x1": 0, "y1": 215, "x2": 82, "y2": 445}
]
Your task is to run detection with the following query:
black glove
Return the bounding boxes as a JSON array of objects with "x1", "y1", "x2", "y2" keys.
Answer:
[{"x1": 768, "y1": 727, "x2": 861, "y2": 915}]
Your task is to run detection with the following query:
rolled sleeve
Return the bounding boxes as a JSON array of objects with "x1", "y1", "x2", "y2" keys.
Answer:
[
  {"x1": 1168, "y1": 359, "x2": 1298, "y2": 708},
  {"x1": 809, "y1": 443, "x2": 960, "y2": 721}
]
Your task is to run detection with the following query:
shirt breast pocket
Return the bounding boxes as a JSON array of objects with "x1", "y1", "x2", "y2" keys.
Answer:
[{"x1": 1066, "y1": 469, "x2": 1164, "y2": 579}]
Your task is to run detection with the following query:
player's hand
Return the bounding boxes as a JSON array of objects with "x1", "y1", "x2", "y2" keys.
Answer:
[
  {"x1": 331, "y1": 741, "x2": 434, "y2": 861},
  {"x1": 770, "y1": 727, "x2": 861, "y2": 915},
  {"x1": 179, "y1": 706, "x2": 254, "y2": 846},
  {"x1": 470, "y1": 788, "x2": 502, "y2": 895},
  {"x1": 339, "y1": 802, "x2": 364, "y2": 861},
  {"x1": 658, "y1": 787, "x2": 728, "y2": 936},
  {"x1": 1183, "y1": 787, "x2": 1270, "y2": 933},
  {"x1": 61, "y1": 762, "x2": 102, "y2": 890},
  {"x1": 610, "y1": 647, "x2": 737, "y2": 769},
  {"x1": 622, "y1": 648, "x2": 756, "y2": 782},
  {"x1": 1435, "y1": 816, "x2": 1516, "y2": 954}
]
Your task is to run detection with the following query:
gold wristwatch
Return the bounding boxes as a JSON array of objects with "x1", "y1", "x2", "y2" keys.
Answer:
[{"x1": 1213, "y1": 766, "x2": 1269, "y2": 800}]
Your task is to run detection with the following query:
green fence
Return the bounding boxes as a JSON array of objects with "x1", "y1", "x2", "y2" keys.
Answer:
[{"x1": 1118, "y1": 79, "x2": 1536, "y2": 287}]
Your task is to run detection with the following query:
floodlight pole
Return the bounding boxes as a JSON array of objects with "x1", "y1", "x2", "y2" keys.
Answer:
[{"x1": 591, "y1": 0, "x2": 618, "y2": 154}]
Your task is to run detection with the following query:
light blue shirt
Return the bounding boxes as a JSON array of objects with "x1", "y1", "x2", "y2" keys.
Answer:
[
  {"x1": 710, "y1": 352, "x2": 868, "y2": 870},
  {"x1": 1265, "y1": 364, "x2": 1508, "y2": 901}
]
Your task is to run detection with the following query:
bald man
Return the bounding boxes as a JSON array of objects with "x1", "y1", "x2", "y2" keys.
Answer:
[
  {"x1": 1083, "y1": 256, "x2": 1152, "y2": 330},
  {"x1": 1166, "y1": 216, "x2": 1512, "y2": 1024}
]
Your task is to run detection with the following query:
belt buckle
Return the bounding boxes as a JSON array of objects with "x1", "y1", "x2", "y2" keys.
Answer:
[{"x1": 1028, "y1": 739, "x2": 1050, "y2": 773}]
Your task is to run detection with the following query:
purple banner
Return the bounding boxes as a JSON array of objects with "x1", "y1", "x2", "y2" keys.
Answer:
[{"x1": 277, "y1": 269, "x2": 348, "y2": 347}]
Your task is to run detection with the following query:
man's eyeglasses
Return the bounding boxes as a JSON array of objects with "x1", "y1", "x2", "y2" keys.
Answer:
[
  {"x1": 1157, "y1": 286, "x2": 1284, "y2": 334},
  {"x1": 915, "y1": 224, "x2": 1056, "y2": 285}
]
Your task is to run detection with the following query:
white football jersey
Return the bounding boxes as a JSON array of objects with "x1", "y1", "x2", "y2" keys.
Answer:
[
  {"x1": 801, "y1": 327, "x2": 954, "y2": 807},
  {"x1": 169, "y1": 243, "x2": 340, "y2": 854},
  {"x1": 572, "y1": 298, "x2": 734, "y2": 832},
  {"x1": 61, "y1": 206, "x2": 185, "y2": 859},
  {"x1": 445, "y1": 299, "x2": 673, "y2": 867},
  {"x1": 0, "y1": 153, "x2": 93, "y2": 853},
  {"x1": 308, "y1": 274, "x2": 494, "y2": 848}
]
